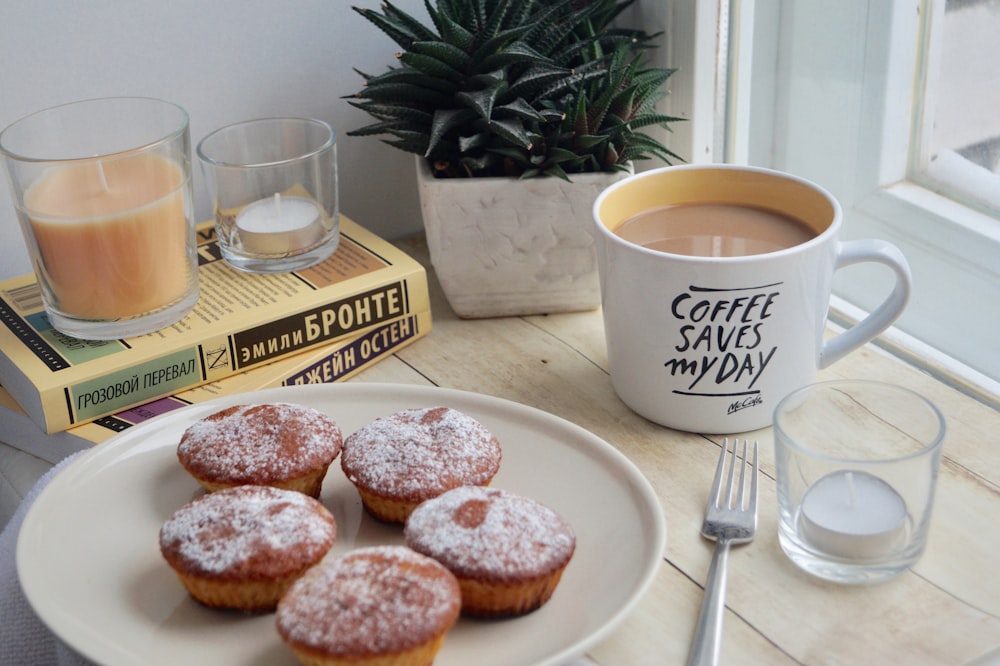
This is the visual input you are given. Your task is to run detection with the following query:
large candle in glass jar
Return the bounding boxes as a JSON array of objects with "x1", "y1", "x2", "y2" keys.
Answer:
[{"x1": 23, "y1": 153, "x2": 190, "y2": 320}]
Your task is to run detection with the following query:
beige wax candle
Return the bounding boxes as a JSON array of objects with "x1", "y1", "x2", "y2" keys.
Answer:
[{"x1": 24, "y1": 153, "x2": 191, "y2": 321}]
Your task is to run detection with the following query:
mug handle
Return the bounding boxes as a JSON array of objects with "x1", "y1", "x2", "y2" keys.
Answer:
[{"x1": 819, "y1": 240, "x2": 911, "y2": 368}]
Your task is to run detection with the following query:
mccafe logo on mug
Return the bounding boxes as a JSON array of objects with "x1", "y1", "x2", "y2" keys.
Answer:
[{"x1": 592, "y1": 165, "x2": 911, "y2": 434}]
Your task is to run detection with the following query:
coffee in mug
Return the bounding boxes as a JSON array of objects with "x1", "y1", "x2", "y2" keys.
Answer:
[
  {"x1": 592, "y1": 165, "x2": 911, "y2": 433},
  {"x1": 614, "y1": 203, "x2": 816, "y2": 257}
]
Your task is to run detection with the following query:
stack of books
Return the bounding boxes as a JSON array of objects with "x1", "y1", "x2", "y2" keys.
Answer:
[{"x1": 0, "y1": 216, "x2": 432, "y2": 462}]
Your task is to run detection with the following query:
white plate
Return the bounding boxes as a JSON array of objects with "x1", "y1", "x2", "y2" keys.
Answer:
[{"x1": 18, "y1": 383, "x2": 666, "y2": 666}]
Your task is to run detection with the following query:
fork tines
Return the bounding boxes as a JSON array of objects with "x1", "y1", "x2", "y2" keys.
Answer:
[{"x1": 710, "y1": 438, "x2": 759, "y2": 515}]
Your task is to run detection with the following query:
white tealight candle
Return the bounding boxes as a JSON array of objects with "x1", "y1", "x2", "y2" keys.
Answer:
[
  {"x1": 798, "y1": 470, "x2": 907, "y2": 559},
  {"x1": 235, "y1": 193, "x2": 325, "y2": 255}
]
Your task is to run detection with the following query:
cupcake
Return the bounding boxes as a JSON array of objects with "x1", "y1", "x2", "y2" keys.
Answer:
[
  {"x1": 276, "y1": 545, "x2": 461, "y2": 666},
  {"x1": 340, "y1": 406, "x2": 501, "y2": 523},
  {"x1": 159, "y1": 485, "x2": 337, "y2": 612},
  {"x1": 404, "y1": 485, "x2": 575, "y2": 617},
  {"x1": 177, "y1": 402, "x2": 342, "y2": 497}
]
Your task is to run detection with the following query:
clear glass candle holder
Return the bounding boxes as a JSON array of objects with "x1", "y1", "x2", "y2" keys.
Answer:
[
  {"x1": 773, "y1": 380, "x2": 945, "y2": 584},
  {"x1": 0, "y1": 97, "x2": 199, "y2": 339},
  {"x1": 196, "y1": 117, "x2": 339, "y2": 274}
]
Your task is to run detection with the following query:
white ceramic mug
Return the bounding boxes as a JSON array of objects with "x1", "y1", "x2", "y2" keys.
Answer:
[{"x1": 592, "y1": 165, "x2": 911, "y2": 433}]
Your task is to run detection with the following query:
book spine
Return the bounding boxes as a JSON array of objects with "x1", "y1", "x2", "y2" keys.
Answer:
[
  {"x1": 68, "y1": 309, "x2": 430, "y2": 445},
  {"x1": 37, "y1": 268, "x2": 430, "y2": 433}
]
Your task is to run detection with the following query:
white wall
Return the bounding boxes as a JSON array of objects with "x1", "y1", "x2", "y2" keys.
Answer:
[
  {"x1": 0, "y1": 0, "x2": 432, "y2": 281},
  {"x1": 0, "y1": 1, "x2": 692, "y2": 283}
]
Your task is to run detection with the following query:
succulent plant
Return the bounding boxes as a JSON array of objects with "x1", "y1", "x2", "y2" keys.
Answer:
[{"x1": 346, "y1": 0, "x2": 684, "y2": 179}]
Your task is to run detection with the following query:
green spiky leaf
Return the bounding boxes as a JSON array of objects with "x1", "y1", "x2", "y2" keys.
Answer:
[
  {"x1": 455, "y1": 81, "x2": 506, "y2": 120},
  {"x1": 398, "y1": 51, "x2": 465, "y2": 82},
  {"x1": 478, "y1": 41, "x2": 552, "y2": 71},
  {"x1": 409, "y1": 40, "x2": 473, "y2": 70},
  {"x1": 487, "y1": 117, "x2": 532, "y2": 149},
  {"x1": 494, "y1": 98, "x2": 547, "y2": 122},
  {"x1": 427, "y1": 108, "x2": 478, "y2": 155}
]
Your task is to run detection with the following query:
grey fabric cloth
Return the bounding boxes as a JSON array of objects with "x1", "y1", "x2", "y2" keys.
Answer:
[{"x1": 0, "y1": 450, "x2": 93, "y2": 666}]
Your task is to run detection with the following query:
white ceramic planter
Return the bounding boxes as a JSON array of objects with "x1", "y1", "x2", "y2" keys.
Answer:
[{"x1": 415, "y1": 157, "x2": 632, "y2": 318}]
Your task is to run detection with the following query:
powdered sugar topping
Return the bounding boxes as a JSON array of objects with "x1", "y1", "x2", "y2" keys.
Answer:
[
  {"x1": 404, "y1": 486, "x2": 575, "y2": 580},
  {"x1": 159, "y1": 485, "x2": 336, "y2": 577},
  {"x1": 341, "y1": 407, "x2": 501, "y2": 498},
  {"x1": 276, "y1": 545, "x2": 461, "y2": 655},
  {"x1": 177, "y1": 403, "x2": 342, "y2": 483}
]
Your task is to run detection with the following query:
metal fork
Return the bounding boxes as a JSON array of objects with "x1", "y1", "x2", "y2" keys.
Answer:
[{"x1": 687, "y1": 438, "x2": 759, "y2": 666}]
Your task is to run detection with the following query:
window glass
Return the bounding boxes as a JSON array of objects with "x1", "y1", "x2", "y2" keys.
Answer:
[
  {"x1": 915, "y1": 0, "x2": 1000, "y2": 216},
  {"x1": 735, "y1": 0, "x2": 1000, "y2": 392}
]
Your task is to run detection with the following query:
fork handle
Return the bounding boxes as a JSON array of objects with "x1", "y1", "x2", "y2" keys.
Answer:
[{"x1": 687, "y1": 537, "x2": 731, "y2": 666}]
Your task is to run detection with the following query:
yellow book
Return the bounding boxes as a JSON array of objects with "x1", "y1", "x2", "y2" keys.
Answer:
[
  {"x1": 0, "y1": 217, "x2": 431, "y2": 433},
  {"x1": 0, "y1": 310, "x2": 430, "y2": 462}
]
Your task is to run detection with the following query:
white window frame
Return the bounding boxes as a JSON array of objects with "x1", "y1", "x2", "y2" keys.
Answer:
[{"x1": 708, "y1": 0, "x2": 1000, "y2": 398}]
